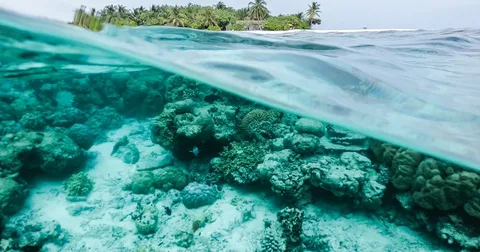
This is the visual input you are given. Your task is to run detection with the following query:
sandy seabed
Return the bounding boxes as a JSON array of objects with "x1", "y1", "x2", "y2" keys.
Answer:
[{"x1": 6, "y1": 121, "x2": 448, "y2": 252}]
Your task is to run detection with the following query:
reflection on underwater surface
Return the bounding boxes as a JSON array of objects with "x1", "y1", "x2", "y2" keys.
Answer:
[{"x1": 0, "y1": 9, "x2": 480, "y2": 252}]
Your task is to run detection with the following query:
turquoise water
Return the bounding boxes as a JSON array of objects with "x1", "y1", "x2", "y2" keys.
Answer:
[
  {"x1": 2, "y1": 9, "x2": 480, "y2": 251},
  {"x1": 2, "y1": 10, "x2": 480, "y2": 171}
]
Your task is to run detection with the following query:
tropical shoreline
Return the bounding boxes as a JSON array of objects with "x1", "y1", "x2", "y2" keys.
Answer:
[{"x1": 72, "y1": 1, "x2": 322, "y2": 32}]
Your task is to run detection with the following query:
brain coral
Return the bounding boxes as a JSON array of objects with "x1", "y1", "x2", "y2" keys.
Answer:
[
  {"x1": 390, "y1": 148, "x2": 423, "y2": 190},
  {"x1": 412, "y1": 158, "x2": 480, "y2": 211},
  {"x1": 181, "y1": 182, "x2": 220, "y2": 209}
]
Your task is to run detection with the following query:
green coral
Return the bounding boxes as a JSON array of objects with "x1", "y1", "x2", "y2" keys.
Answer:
[
  {"x1": 212, "y1": 141, "x2": 269, "y2": 184},
  {"x1": 64, "y1": 172, "x2": 94, "y2": 197},
  {"x1": 129, "y1": 172, "x2": 155, "y2": 194},
  {"x1": 152, "y1": 166, "x2": 188, "y2": 191},
  {"x1": 368, "y1": 139, "x2": 399, "y2": 167},
  {"x1": 390, "y1": 148, "x2": 423, "y2": 190},
  {"x1": 412, "y1": 158, "x2": 480, "y2": 211}
]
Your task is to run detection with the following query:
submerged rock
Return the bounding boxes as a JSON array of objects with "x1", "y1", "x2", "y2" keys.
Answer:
[
  {"x1": 85, "y1": 106, "x2": 124, "y2": 135},
  {"x1": 135, "y1": 151, "x2": 174, "y2": 171},
  {"x1": 19, "y1": 112, "x2": 46, "y2": 130},
  {"x1": 0, "y1": 178, "x2": 28, "y2": 216},
  {"x1": 294, "y1": 118, "x2": 325, "y2": 137},
  {"x1": 284, "y1": 133, "x2": 320, "y2": 155},
  {"x1": 0, "y1": 101, "x2": 15, "y2": 121},
  {"x1": 0, "y1": 131, "x2": 85, "y2": 176},
  {"x1": 150, "y1": 100, "x2": 237, "y2": 159},
  {"x1": 318, "y1": 125, "x2": 368, "y2": 153},
  {"x1": 2, "y1": 220, "x2": 69, "y2": 249},
  {"x1": 435, "y1": 214, "x2": 480, "y2": 249},
  {"x1": 67, "y1": 124, "x2": 96, "y2": 150},
  {"x1": 46, "y1": 107, "x2": 86, "y2": 128},
  {"x1": 307, "y1": 152, "x2": 387, "y2": 209},
  {"x1": 110, "y1": 136, "x2": 140, "y2": 164}
]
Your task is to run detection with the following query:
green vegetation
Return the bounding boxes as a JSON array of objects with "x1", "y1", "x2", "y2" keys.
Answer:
[
  {"x1": 264, "y1": 15, "x2": 310, "y2": 31},
  {"x1": 71, "y1": 1, "x2": 322, "y2": 31},
  {"x1": 305, "y1": 2, "x2": 322, "y2": 28},
  {"x1": 248, "y1": 0, "x2": 269, "y2": 21}
]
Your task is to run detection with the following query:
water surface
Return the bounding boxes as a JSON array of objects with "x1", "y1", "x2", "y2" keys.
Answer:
[{"x1": 1, "y1": 9, "x2": 480, "y2": 170}]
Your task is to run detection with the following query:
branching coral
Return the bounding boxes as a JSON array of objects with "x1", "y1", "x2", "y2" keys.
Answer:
[
  {"x1": 277, "y1": 207, "x2": 304, "y2": 251},
  {"x1": 64, "y1": 172, "x2": 94, "y2": 197},
  {"x1": 212, "y1": 141, "x2": 270, "y2": 184},
  {"x1": 261, "y1": 220, "x2": 286, "y2": 252}
]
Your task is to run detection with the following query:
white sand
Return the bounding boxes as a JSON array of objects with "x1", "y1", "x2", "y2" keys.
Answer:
[
  {"x1": 6, "y1": 121, "x2": 449, "y2": 251},
  {"x1": 242, "y1": 28, "x2": 419, "y2": 34}
]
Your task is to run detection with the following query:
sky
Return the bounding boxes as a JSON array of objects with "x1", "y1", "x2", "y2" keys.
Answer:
[{"x1": 1, "y1": 0, "x2": 479, "y2": 30}]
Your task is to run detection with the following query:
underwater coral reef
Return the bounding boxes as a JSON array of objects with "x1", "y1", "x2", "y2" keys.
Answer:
[{"x1": 0, "y1": 69, "x2": 478, "y2": 251}]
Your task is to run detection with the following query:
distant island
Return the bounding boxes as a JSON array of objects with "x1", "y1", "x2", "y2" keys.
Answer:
[{"x1": 72, "y1": 1, "x2": 321, "y2": 32}]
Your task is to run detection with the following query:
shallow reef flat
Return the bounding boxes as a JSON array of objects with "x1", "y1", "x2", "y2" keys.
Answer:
[
  {"x1": 0, "y1": 70, "x2": 478, "y2": 251},
  {"x1": 3, "y1": 122, "x2": 447, "y2": 251}
]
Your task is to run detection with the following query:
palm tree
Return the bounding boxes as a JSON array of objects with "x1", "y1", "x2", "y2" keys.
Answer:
[
  {"x1": 236, "y1": 7, "x2": 250, "y2": 20},
  {"x1": 295, "y1": 12, "x2": 303, "y2": 20},
  {"x1": 116, "y1": 5, "x2": 129, "y2": 18},
  {"x1": 167, "y1": 6, "x2": 187, "y2": 27},
  {"x1": 104, "y1": 5, "x2": 116, "y2": 13},
  {"x1": 131, "y1": 7, "x2": 148, "y2": 25},
  {"x1": 101, "y1": 5, "x2": 117, "y2": 23},
  {"x1": 184, "y1": 3, "x2": 201, "y2": 21},
  {"x1": 216, "y1": 1, "x2": 227, "y2": 10},
  {"x1": 150, "y1": 5, "x2": 158, "y2": 13},
  {"x1": 305, "y1": 2, "x2": 321, "y2": 27},
  {"x1": 73, "y1": 5, "x2": 86, "y2": 25},
  {"x1": 248, "y1": 0, "x2": 269, "y2": 20},
  {"x1": 200, "y1": 7, "x2": 218, "y2": 28}
]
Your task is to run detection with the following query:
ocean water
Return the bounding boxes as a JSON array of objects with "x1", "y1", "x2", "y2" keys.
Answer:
[{"x1": 1, "y1": 9, "x2": 480, "y2": 252}]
